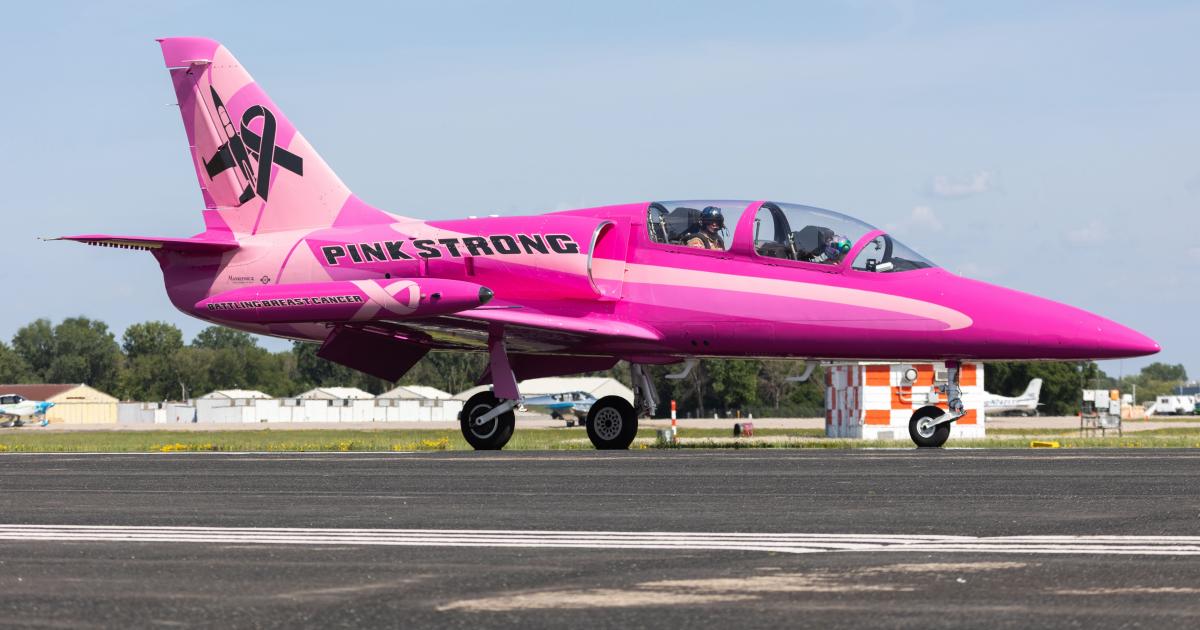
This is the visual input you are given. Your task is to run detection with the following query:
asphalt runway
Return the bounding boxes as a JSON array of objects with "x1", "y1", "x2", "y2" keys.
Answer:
[{"x1": 2, "y1": 450, "x2": 1200, "y2": 628}]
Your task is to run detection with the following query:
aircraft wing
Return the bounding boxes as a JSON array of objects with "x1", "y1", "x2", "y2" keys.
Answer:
[
  {"x1": 522, "y1": 395, "x2": 578, "y2": 411},
  {"x1": 53, "y1": 234, "x2": 239, "y2": 254},
  {"x1": 450, "y1": 307, "x2": 663, "y2": 342},
  {"x1": 521, "y1": 396, "x2": 579, "y2": 419}
]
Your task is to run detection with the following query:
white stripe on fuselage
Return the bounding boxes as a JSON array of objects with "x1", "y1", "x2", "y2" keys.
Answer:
[{"x1": 601, "y1": 263, "x2": 973, "y2": 331}]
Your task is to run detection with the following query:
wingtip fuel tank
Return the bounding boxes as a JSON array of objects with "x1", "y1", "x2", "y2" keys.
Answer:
[{"x1": 196, "y1": 278, "x2": 493, "y2": 325}]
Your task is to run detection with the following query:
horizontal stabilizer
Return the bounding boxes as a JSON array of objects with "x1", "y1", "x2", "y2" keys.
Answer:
[{"x1": 54, "y1": 234, "x2": 239, "y2": 254}]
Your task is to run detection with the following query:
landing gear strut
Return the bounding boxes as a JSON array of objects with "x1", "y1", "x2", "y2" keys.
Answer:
[
  {"x1": 459, "y1": 391, "x2": 515, "y2": 450},
  {"x1": 583, "y1": 363, "x2": 654, "y2": 450},
  {"x1": 460, "y1": 324, "x2": 521, "y2": 451},
  {"x1": 907, "y1": 361, "x2": 966, "y2": 448}
]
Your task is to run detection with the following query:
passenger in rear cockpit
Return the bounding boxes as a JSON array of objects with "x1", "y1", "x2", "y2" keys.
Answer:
[
  {"x1": 795, "y1": 227, "x2": 852, "y2": 264},
  {"x1": 685, "y1": 206, "x2": 726, "y2": 250}
]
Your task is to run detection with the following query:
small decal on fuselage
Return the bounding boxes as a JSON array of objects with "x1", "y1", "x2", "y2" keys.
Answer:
[
  {"x1": 206, "y1": 295, "x2": 364, "y2": 311},
  {"x1": 319, "y1": 234, "x2": 580, "y2": 266}
]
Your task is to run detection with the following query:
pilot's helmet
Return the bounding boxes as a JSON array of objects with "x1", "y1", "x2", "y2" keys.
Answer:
[
  {"x1": 700, "y1": 206, "x2": 725, "y2": 230},
  {"x1": 824, "y1": 235, "x2": 853, "y2": 261}
]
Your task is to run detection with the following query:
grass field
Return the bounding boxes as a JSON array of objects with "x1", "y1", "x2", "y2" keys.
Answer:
[{"x1": 1, "y1": 426, "x2": 1200, "y2": 452}]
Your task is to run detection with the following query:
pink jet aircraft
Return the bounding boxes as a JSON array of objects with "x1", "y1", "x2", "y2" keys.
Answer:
[{"x1": 57, "y1": 38, "x2": 1159, "y2": 449}]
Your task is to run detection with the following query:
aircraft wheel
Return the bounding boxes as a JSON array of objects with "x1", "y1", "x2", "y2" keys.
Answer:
[
  {"x1": 459, "y1": 391, "x2": 515, "y2": 451},
  {"x1": 909, "y1": 406, "x2": 951, "y2": 448},
  {"x1": 586, "y1": 396, "x2": 638, "y2": 450}
]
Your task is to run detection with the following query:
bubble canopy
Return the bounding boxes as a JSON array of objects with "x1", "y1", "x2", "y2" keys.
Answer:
[{"x1": 647, "y1": 200, "x2": 935, "y2": 272}]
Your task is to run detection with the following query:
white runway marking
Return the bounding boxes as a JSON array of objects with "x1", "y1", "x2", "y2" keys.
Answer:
[{"x1": 3, "y1": 525, "x2": 1200, "y2": 556}]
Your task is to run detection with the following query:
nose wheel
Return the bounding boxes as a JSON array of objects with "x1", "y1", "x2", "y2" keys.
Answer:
[
  {"x1": 907, "y1": 361, "x2": 966, "y2": 448},
  {"x1": 909, "y1": 406, "x2": 951, "y2": 448}
]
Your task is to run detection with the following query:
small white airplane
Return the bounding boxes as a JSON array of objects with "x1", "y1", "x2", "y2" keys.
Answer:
[
  {"x1": 0, "y1": 394, "x2": 54, "y2": 428},
  {"x1": 982, "y1": 379, "x2": 1042, "y2": 416},
  {"x1": 521, "y1": 392, "x2": 597, "y2": 426}
]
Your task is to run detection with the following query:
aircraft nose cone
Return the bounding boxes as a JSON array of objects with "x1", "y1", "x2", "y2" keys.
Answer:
[
  {"x1": 944, "y1": 274, "x2": 1160, "y2": 360},
  {"x1": 1031, "y1": 305, "x2": 1160, "y2": 360},
  {"x1": 478, "y1": 286, "x2": 494, "y2": 305},
  {"x1": 1093, "y1": 318, "x2": 1160, "y2": 358}
]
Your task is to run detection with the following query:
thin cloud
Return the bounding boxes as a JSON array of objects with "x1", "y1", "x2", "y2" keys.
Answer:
[
  {"x1": 930, "y1": 171, "x2": 995, "y2": 199},
  {"x1": 1065, "y1": 221, "x2": 1109, "y2": 245},
  {"x1": 885, "y1": 206, "x2": 943, "y2": 236}
]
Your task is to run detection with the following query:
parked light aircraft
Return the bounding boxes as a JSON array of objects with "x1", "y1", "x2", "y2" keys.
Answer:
[
  {"x1": 982, "y1": 379, "x2": 1042, "y2": 416},
  {"x1": 0, "y1": 394, "x2": 53, "y2": 428},
  {"x1": 55, "y1": 38, "x2": 1159, "y2": 449},
  {"x1": 522, "y1": 392, "x2": 597, "y2": 425}
]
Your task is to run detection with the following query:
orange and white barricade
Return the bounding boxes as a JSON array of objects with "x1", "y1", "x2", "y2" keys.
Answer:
[{"x1": 825, "y1": 362, "x2": 985, "y2": 440}]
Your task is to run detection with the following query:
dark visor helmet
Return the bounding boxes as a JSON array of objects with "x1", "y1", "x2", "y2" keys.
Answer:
[
  {"x1": 700, "y1": 206, "x2": 725, "y2": 229},
  {"x1": 824, "y1": 234, "x2": 853, "y2": 260}
]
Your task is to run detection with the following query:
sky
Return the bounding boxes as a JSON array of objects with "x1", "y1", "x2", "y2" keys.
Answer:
[{"x1": 1, "y1": 0, "x2": 1196, "y2": 382}]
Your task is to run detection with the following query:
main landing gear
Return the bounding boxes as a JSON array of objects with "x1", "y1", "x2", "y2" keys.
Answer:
[
  {"x1": 908, "y1": 361, "x2": 966, "y2": 448},
  {"x1": 459, "y1": 325, "x2": 521, "y2": 450},
  {"x1": 582, "y1": 363, "x2": 656, "y2": 450},
  {"x1": 460, "y1": 391, "x2": 516, "y2": 450},
  {"x1": 457, "y1": 325, "x2": 654, "y2": 451}
]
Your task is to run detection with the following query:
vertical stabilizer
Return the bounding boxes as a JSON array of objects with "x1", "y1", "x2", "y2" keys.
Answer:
[
  {"x1": 1023, "y1": 378, "x2": 1043, "y2": 400},
  {"x1": 159, "y1": 37, "x2": 389, "y2": 235}
]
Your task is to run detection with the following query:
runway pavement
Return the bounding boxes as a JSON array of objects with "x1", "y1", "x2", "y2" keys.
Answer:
[
  {"x1": 27, "y1": 414, "x2": 1200, "y2": 432},
  {"x1": 2, "y1": 450, "x2": 1199, "y2": 628}
]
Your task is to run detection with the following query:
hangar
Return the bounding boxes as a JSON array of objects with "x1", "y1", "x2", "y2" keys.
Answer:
[
  {"x1": 455, "y1": 377, "x2": 634, "y2": 404},
  {"x1": 0, "y1": 384, "x2": 118, "y2": 424},
  {"x1": 295, "y1": 387, "x2": 375, "y2": 401},
  {"x1": 378, "y1": 385, "x2": 454, "y2": 401}
]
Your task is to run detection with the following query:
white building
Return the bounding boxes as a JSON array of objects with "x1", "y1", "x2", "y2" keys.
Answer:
[
  {"x1": 375, "y1": 385, "x2": 462, "y2": 421},
  {"x1": 118, "y1": 401, "x2": 197, "y2": 425},
  {"x1": 455, "y1": 376, "x2": 633, "y2": 403},
  {"x1": 378, "y1": 385, "x2": 453, "y2": 400},
  {"x1": 188, "y1": 386, "x2": 462, "y2": 424},
  {"x1": 198, "y1": 389, "x2": 272, "y2": 400},
  {"x1": 194, "y1": 389, "x2": 273, "y2": 424},
  {"x1": 295, "y1": 387, "x2": 376, "y2": 400}
]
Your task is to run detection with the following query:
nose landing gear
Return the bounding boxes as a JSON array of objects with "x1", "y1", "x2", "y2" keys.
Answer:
[{"x1": 907, "y1": 361, "x2": 966, "y2": 448}]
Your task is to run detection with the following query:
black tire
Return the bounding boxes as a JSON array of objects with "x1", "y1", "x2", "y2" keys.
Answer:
[
  {"x1": 909, "y1": 405, "x2": 951, "y2": 448},
  {"x1": 586, "y1": 396, "x2": 638, "y2": 450},
  {"x1": 459, "y1": 391, "x2": 515, "y2": 450}
]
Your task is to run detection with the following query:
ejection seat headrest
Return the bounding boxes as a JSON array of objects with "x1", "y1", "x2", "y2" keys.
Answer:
[{"x1": 793, "y1": 225, "x2": 834, "y2": 259}]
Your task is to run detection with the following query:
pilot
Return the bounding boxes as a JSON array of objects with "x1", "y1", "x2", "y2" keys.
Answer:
[
  {"x1": 822, "y1": 235, "x2": 853, "y2": 262},
  {"x1": 686, "y1": 206, "x2": 726, "y2": 250},
  {"x1": 804, "y1": 233, "x2": 853, "y2": 263}
]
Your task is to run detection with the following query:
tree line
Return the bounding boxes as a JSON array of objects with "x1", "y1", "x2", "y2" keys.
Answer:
[
  {"x1": 0, "y1": 317, "x2": 1187, "y2": 417},
  {"x1": 0, "y1": 317, "x2": 486, "y2": 401}
]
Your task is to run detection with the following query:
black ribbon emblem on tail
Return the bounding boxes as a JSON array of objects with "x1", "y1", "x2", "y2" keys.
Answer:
[{"x1": 203, "y1": 87, "x2": 303, "y2": 203}]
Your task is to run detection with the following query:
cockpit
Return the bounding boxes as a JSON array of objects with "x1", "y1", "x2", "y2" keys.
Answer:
[
  {"x1": 647, "y1": 201, "x2": 743, "y2": 251},
  {"x1": 646, "y1": 200, "x2": 935, "y2": 272}
]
